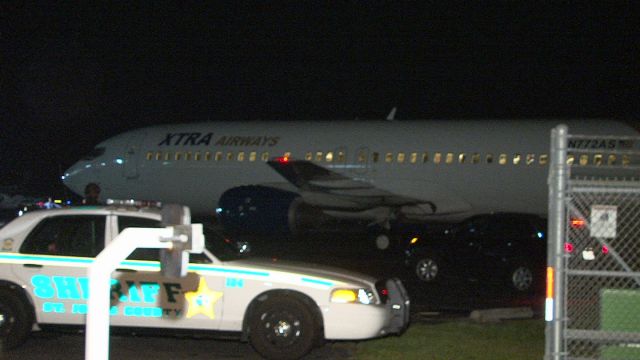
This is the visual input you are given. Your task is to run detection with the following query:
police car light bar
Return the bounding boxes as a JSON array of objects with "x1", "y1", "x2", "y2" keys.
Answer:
[{"x1": 106, "y1": 199, "x2": 163, "y2": 209}]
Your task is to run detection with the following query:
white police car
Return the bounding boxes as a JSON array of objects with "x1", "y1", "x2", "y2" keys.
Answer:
[{"x1": 0, "y1": 204, "x2": 409, "y2": 359}]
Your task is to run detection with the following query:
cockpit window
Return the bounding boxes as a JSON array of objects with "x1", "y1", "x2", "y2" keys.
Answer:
[{"x1": 83, "y1": 147, "x2": 106, "y2": 160}]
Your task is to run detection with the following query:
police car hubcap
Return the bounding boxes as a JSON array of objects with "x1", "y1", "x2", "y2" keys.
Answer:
[
  {"x1": 262, "y1": 311, "x2": 301, "y2": 346},
  {"x1": 275, "y1": 320, "x2": 292, "y2": 337},
  {"x1": 0, "y1": 306, "x2": 13, "y2": 335}
]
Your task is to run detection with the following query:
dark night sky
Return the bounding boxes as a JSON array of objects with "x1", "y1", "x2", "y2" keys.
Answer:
[{"x1": 1, "y1": 3, "x2": 638, "y2": 196}]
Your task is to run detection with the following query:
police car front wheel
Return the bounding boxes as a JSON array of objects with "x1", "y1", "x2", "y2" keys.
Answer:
[
  {"x1": 0, "y1": 288, "x2": 33, "y2": 350},
  {"x1": 249, "y1": 295, "x2": 319, "y2": 360}
]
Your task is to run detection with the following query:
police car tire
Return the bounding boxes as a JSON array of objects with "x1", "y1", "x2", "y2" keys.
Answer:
[
  {"x1": 0, "y1": 289, "x2": 32, "y2": 350},
  {"x1": 249, "y1": 295, "x2": 318, "y2": 360}
]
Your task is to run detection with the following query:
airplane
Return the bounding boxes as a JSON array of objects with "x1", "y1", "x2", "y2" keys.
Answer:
[{"x1": 61, "y1": 118, "x2": 638, "y2": 249}]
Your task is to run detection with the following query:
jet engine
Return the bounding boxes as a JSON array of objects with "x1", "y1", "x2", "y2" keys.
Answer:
[{"x1": 217, "y1": 185, "x2": 324, "y2": 237}]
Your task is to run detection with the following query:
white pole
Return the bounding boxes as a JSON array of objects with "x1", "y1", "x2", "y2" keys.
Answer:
[{"x1": 85, "y1": 227, "x2": 173, "y2": 360}]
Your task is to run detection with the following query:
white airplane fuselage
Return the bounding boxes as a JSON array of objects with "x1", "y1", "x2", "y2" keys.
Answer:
[{"x1": 62, "y1": 120, "x2": 636, "y2": 221}]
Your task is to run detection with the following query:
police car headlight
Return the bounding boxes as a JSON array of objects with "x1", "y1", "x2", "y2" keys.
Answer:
[{"x1": 330, "y1": 288, "x2": 375, "y2": 305}]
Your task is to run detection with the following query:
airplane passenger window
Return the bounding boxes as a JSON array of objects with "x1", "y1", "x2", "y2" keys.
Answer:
[
  {"x1": 486, "y1": 154, "x2": 493, "y2": 164},
  {"x1": 164, "y1": 152, "x2": 170, "y2": 161},
  {"x1": 337, "y1": 151, "x2": 345, "y2": 162},
  {"x1": 305, "y1": 152, "x2": 313, "y2": 161},
  {"x1": 608, "y1": 154, "x2": 617, "y2": 165},
  {"x1": 185, "y1": 152, "x2": 192, "y2": 161},
  {"x1": 472, "y1": 153, "x2": 480, "y2": 164},
  {"x1": 410, "y1": 152, "x2": 417, "y2": 164},
  {"x1": 249, "y1": 151, "x2": 257, "y2": 162},
  {"x1": 237, "y1": 152, "x2": 245, "y2": 162},
  {"x1": 175, "y1": 152, "x2": 182, "y2": 161},
  {"x1": 284, "y1": 152, "x2": 291, "y2": 159},
  {"x1": 594, "y1": 154, "x2": 603, "y2": 166},
  {"x1": 215, "y1": 152, "x2": 223, "y2": 161},
  {"x1": 513, "y1": 154, "x2": 521, "y2": 165},
  {"x1": 226, "y1": 152, "x2": 233, "y2": 161},
  {"x1": 397, "y1": 152, "x2": 405, "y2": 163},
  {"x1": 422, "y1": 152, "x2": 429, "y2": 163},
  {"x1": 205, "y1": 151, "x2": 212, "y2": 161},
  {"x1": 357, "y1": 151, "x2": 367, "y2": 163},
  {"x1": 622, "y1": 155, "x2": 630, "y2": 166},
  {"x1": 155, "y1": 152, "x2": 162, "y2": 161},
  {"x1": 445, "y1": 153, "x2": 453, "y2": 164},
  {"x1": 434, "y1": 152, "x2": 442, "y2": 164},
  {"x1": 316, "y1": 152, "x2": 323, "y2": 162},
  {"x1": 458, "y1": 153, "x2": 466, "y2": 164},
  {"x1": 261, "y1": 152, "x2": 269, "y2": 161},
  {"x1": 526, "y1": 154, "x2": 535, "y2": 165},
  {"x1": 499, "y1": 154, "x2": 507, "y2": 165},
  {"x1": 372, "y1": 152, "x2": 379, "y2": 163},
  {"x1": 579, "y1": 154, "x2": 588, "y2": 166},
  {"x1": 194, "y1": 152, "x2": 201, "y2": 161},
  {"x1": 385, "y1": 153, "x2": 393, "y2": 163},
  {"x1": 146, "y1": 152, "x2": 153, "y2": 161},
  {"x1": 567, "y1": 154, "x2": 575, "y2": 165},
  {"x1": 539, "y1": 154, "x2": 548, "y2": 165},
  {"x1": 326, "y1": 152, "x2": 333, "y2": 162}
]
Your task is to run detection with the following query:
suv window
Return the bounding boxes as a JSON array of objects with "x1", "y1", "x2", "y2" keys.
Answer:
[
  {"x1": 489, "y1": 218, "x2": 530, "y2": 239},
  {"x1": 21, "y1": 215, "x2": 106, "y2": 257}
]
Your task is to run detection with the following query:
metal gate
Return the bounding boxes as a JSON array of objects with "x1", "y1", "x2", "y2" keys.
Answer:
[{"x1": 546, "y1": 125, "x2": 640, "y2": 360}]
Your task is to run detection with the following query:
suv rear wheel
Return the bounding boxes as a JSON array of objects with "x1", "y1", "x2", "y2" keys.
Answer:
[
  {"x1": 415, "y1": 254, "x2": 441, "y2": 283},
  {"x1": 509, "y1": 264, "x2": 534, "y2": 292}
]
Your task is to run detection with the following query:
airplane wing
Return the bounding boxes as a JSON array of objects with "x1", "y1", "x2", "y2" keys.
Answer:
[{"x1": 266, "y1": 158, "x2": 437, "y2": 214}]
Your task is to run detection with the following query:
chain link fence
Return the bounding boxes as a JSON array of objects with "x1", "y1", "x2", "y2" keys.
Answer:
[{"x1": 546, "y1": 125, "x2": 640, "y2": 360}]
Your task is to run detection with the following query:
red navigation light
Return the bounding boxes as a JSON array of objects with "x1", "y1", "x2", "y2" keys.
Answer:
[
  {"x1": 276, "y1": 156, "x2": 290, "y2": 163},
  {"x1": 602, "y1": 245, "x2": 609, "y2": 254},
  {"x1": 570, "y1": 218, "x2": 586, "y2": 229},
  {"x1": 564, "y1": 242, "x2": 574, "y2": 253}
]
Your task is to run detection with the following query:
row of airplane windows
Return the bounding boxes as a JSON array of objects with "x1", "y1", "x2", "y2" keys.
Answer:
[{"x1": 144, "y1": 150, "x2": 631, "y2": 167}]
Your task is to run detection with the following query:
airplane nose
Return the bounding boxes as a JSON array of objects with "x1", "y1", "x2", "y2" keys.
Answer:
[{"x1": 62, "y1": 161, "x2": 92, "y2": 196}]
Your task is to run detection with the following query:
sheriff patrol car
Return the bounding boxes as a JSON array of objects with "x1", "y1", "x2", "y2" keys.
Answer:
[{"x1": 0, "y1": 203, "x2": 409, "y2": 359}]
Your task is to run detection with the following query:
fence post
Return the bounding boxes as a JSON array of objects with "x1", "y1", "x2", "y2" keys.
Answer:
[{"x1": 545, "y1": 124, "x2": 568, "y2": 360}]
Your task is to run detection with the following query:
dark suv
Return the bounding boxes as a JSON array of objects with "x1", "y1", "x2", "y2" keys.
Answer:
[{"x1": 402, "y1": 213, "x2": 547, "y2": 293}]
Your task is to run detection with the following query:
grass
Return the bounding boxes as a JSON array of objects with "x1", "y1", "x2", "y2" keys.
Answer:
[{"x1": 354, "y1": 318, "x2": 545, "y2": 360}]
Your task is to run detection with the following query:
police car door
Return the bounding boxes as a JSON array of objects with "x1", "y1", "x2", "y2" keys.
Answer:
[
  {"x1": 12, "y1": 214, "x2": 107, "y2": 325},
  {"x1": 110, "y1": 215, "x2": 224, "y2": 330}
]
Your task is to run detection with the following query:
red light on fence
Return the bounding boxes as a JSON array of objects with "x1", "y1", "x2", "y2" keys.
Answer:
[
  {"x1": 564, "y1": 242, "x2": 574, "y2": 253},
  {"x1": 571, "y1": 218, "x2": 586, "y2": 228},
  {"x1": 602, "y1": 245, "x2": 609, "y2": 254}
]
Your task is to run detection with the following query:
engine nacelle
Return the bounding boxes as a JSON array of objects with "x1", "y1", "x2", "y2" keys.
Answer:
[{"x1": 217, "y1": 185, "x2": 324, "y2": 237}]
